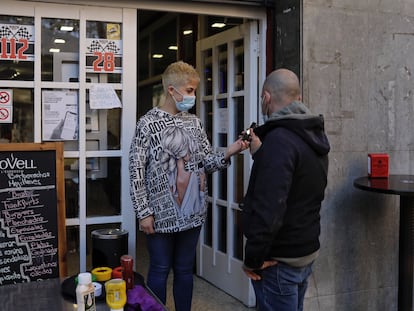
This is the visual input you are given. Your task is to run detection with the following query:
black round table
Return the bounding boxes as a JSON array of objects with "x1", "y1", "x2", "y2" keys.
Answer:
[{"x1": 354, "y1": 175, "x2": 414, "y2": 311}]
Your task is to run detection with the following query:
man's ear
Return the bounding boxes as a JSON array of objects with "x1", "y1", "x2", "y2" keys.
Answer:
[{"x1": 262, "y1": 90, "x2": 270, "y2": 102}]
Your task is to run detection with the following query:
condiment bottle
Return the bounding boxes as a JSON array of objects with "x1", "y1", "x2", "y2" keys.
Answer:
[
  {"x1": 105, "y1": 279, "x2": 127, "y2": 311},
  {"x1": 76, "y1": 272, "x2": 96, "y2": 311},
  {"x1": 120, "y1": 255, "x2": 134, "y2": 290}
]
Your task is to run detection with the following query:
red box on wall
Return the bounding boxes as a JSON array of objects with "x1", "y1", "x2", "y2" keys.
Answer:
[{"x1": 368, "y1": 153, "x2": 389, "y2": 178}]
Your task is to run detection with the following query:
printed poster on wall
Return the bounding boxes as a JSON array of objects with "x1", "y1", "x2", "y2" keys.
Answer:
[
  {"x1": 42, "y1": 90, "x2": 78, "y2": 141},
  {"x1": 85, "y1": 36, "x2": 122, "y2": 74},
  {"x1": 0, "y1": 23, "x2": 35, "y2": 61}
]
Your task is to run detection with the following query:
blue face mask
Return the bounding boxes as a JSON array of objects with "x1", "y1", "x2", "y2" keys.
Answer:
[{"x1": 172, "y1": 87, "x2": 196, "y2": 111}]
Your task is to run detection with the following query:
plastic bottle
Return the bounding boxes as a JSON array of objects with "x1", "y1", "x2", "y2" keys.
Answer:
[
  {"x1": 120, "y1": 255, "x2": 134, "y2": 290},
  {"x1": 105, "y1": 279, "x2": 127, "y2": 311},
  {"x1": 76, "y1": 272, "x2": 96, "y2": 311}
]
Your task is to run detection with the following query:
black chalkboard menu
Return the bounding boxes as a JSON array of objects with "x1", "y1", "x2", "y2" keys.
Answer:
[{"x1": 0, "y1": 143, "x2": 67, "y2": 285}]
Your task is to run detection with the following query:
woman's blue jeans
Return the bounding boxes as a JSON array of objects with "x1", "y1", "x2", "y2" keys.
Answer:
[
  {"x1": 252, "y1": 262, "x2": 313, "y2": 311},
  {"x1": 146, "y1": 226, "x2": 201, "y2": 311}
]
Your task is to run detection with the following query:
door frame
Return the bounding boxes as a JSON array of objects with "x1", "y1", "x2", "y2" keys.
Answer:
[{"x1": 196, "y1": 21, "x2": 266, "y2": 307}]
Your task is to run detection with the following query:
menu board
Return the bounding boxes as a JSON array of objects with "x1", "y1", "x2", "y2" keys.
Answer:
[{"x1": 0, "y1": 143, "x2": 66, "y2": 285}]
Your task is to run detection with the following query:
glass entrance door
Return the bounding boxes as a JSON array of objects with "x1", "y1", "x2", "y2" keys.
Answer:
[{"x1": 196, "y1": 21, "x2": 264, "y2": 307}]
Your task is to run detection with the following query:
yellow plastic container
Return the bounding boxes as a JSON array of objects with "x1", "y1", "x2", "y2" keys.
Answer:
[{"x1": 105, "y1": 279, "x2": 127, "y2": 311}]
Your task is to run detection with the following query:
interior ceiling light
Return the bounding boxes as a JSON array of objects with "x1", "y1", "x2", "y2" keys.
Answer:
[
  {"x1": 152, "y1": 54, "x2": 164, "y2": 59},
  {"x1": 60, "y1": 25, "x2": 74, "y2": 31},
  {"x1": 211, "y1": 22, "x2": 226, "y2": 28},
  {"x1": 54, "y1": 38, "x2": 66, "y2": 44},
  {"x1": 183, "y1": 30, "x2": 193, "y2": 35},
  {"x1": 49, "y1": 48, "x2": 60, "y2": 53},
  {"x1": 168, "y1": 46, "x2": 178, "y2": 50}
]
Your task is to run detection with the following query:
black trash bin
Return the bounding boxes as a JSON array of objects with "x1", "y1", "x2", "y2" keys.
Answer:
[{"x1": 91, "y1": 228, "x2": 128, "y2": 268}]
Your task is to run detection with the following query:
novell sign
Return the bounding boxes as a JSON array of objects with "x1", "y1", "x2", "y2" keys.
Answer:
[{"x1": 0, "y1": 89, "x2": 13, "y2": 123}]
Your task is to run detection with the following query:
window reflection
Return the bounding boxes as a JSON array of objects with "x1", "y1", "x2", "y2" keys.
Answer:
[
  {"x1": 204, "y1": 202, "x2": 212, "y2": 247},
  {"x1": 203, "y1": 50, "x2": 213, "y2": 96},
  {"x1": 234, "y1": 39, "x2": 244, "y2": 91},
  {"x1": 64, "y1": 158, "x2": 79, "y2": 218},
  {"x1": 217, "y1": 205, "x2": 227, "y2": 253},
  {"x1": 218, "y1": 44, "x2": 227, "y2": 94},
  {"x1": 86, "y1": 157, "x2": 121, "y2": 217},
  {"x1": 218, "y1": 169, "x2": 228, "y2": 200},
  {"x1": 233, "y1": 209, "x2": 243, "y2": 260},
  {"x1": 41, "y1": 18, "x2": 79, "y2": 82},
  {"x1": 234, "y1": 97, "x2": 245, "y2": 203},
  {"x1": 234, "y1": 154, "x2": 244, "y2": 203}
]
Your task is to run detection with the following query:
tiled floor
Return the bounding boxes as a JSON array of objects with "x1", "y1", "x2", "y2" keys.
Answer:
[{"x1": 135, "y1": 231, "x2": 254, "y2": 311}]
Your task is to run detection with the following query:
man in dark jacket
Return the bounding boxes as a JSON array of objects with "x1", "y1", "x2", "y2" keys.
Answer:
[{"x1": 241, "y1": 68, "x2": 330, "y2": 311}]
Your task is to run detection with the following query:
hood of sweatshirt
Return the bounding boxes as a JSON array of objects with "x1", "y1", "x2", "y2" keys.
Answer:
[{"x1": 254, "y1": 101, "x2": 330, "y2": 156}]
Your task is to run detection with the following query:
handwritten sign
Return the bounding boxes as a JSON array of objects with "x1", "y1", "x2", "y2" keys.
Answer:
[
  {"x1": 0, "y1": 143, "x2": 66, "y2": 285},
  {"x1": 89, "y1": 84, "x2": 122, "y2": 109}
]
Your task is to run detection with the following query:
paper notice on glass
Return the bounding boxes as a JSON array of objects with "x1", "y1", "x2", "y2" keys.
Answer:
[
  {"x1": 89, "y1": 84, "x2": 122, "y2": 109},
  {"x1": 218, "y1": 108, "x2": 228, "y2": 133},
  {"x1": 42, "y1": 90, "x2": 78, "y2": 141}
]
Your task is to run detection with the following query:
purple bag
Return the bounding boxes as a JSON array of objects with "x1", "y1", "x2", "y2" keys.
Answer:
[{"x1": 125, "y1": 285, "x2": 166, "y2": 311}]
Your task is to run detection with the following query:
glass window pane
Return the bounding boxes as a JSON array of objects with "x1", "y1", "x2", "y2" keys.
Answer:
[
  {"x1": 41, "y1": 18, "x2": 79, "y2": 82},
  {"x1": 233, "y1": 209, "x2": 243, "y2": 260},
  {"x1": 203, "y1": 49, "x2": 212, "y2": 96},
  {"x1": 0, "y1": 15, "x2": 35, "y2": 81},
  {"x1": 234, "y1": 39, "x2": 244, "y2": 91},
  {"x1": 0, "y1": 88, "x2": 34, "y2": 143},
  {"x1": 66, "y1": 225, "x2": 80, "y2": 275},
  {"x1": 235, "y1": 97, "x2": 244, "y2": 139},
  {"x1": 207, "y1": 173, "x2": 212, "y2": 197},
  {"x1": 217, "y1": 169, "x2": 227, "y2": 200},
  {"x1": 234, "y1": 154, "x2": 244, "y2": 203},
  {"x1": 218, "y1": 44, "x2": 227, "y2": 94},
  {"x1": 107, "y1": 108, "x2": 121, "y2": 150},
  {"x1": 64, "y1": 157, "x2": 79, "y2": 218},
  {"x1": 204, "y1": 202, "x2": 212, "y2": 246},
  {"x1": 203, "y1": 100, "x2": 213, "y2": 144},
  {"x1": 234, "y1": 97, "x2": 245, "y2": 203},
  {"x1": 218, "y1": 99, "x2": 227, "y2": 147},
  {"x1": 86, "y1": 157, "x2": 121, "y2": 216},
  {"x1": 86, "y1": 21, "x2": 122, "y2": 83},
  {"x1": 86, "y1": 97, "x2": 121, "y2": 152},
  {"x1": 217, "y1": 205, "x2": 227, "y2": 253}
]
